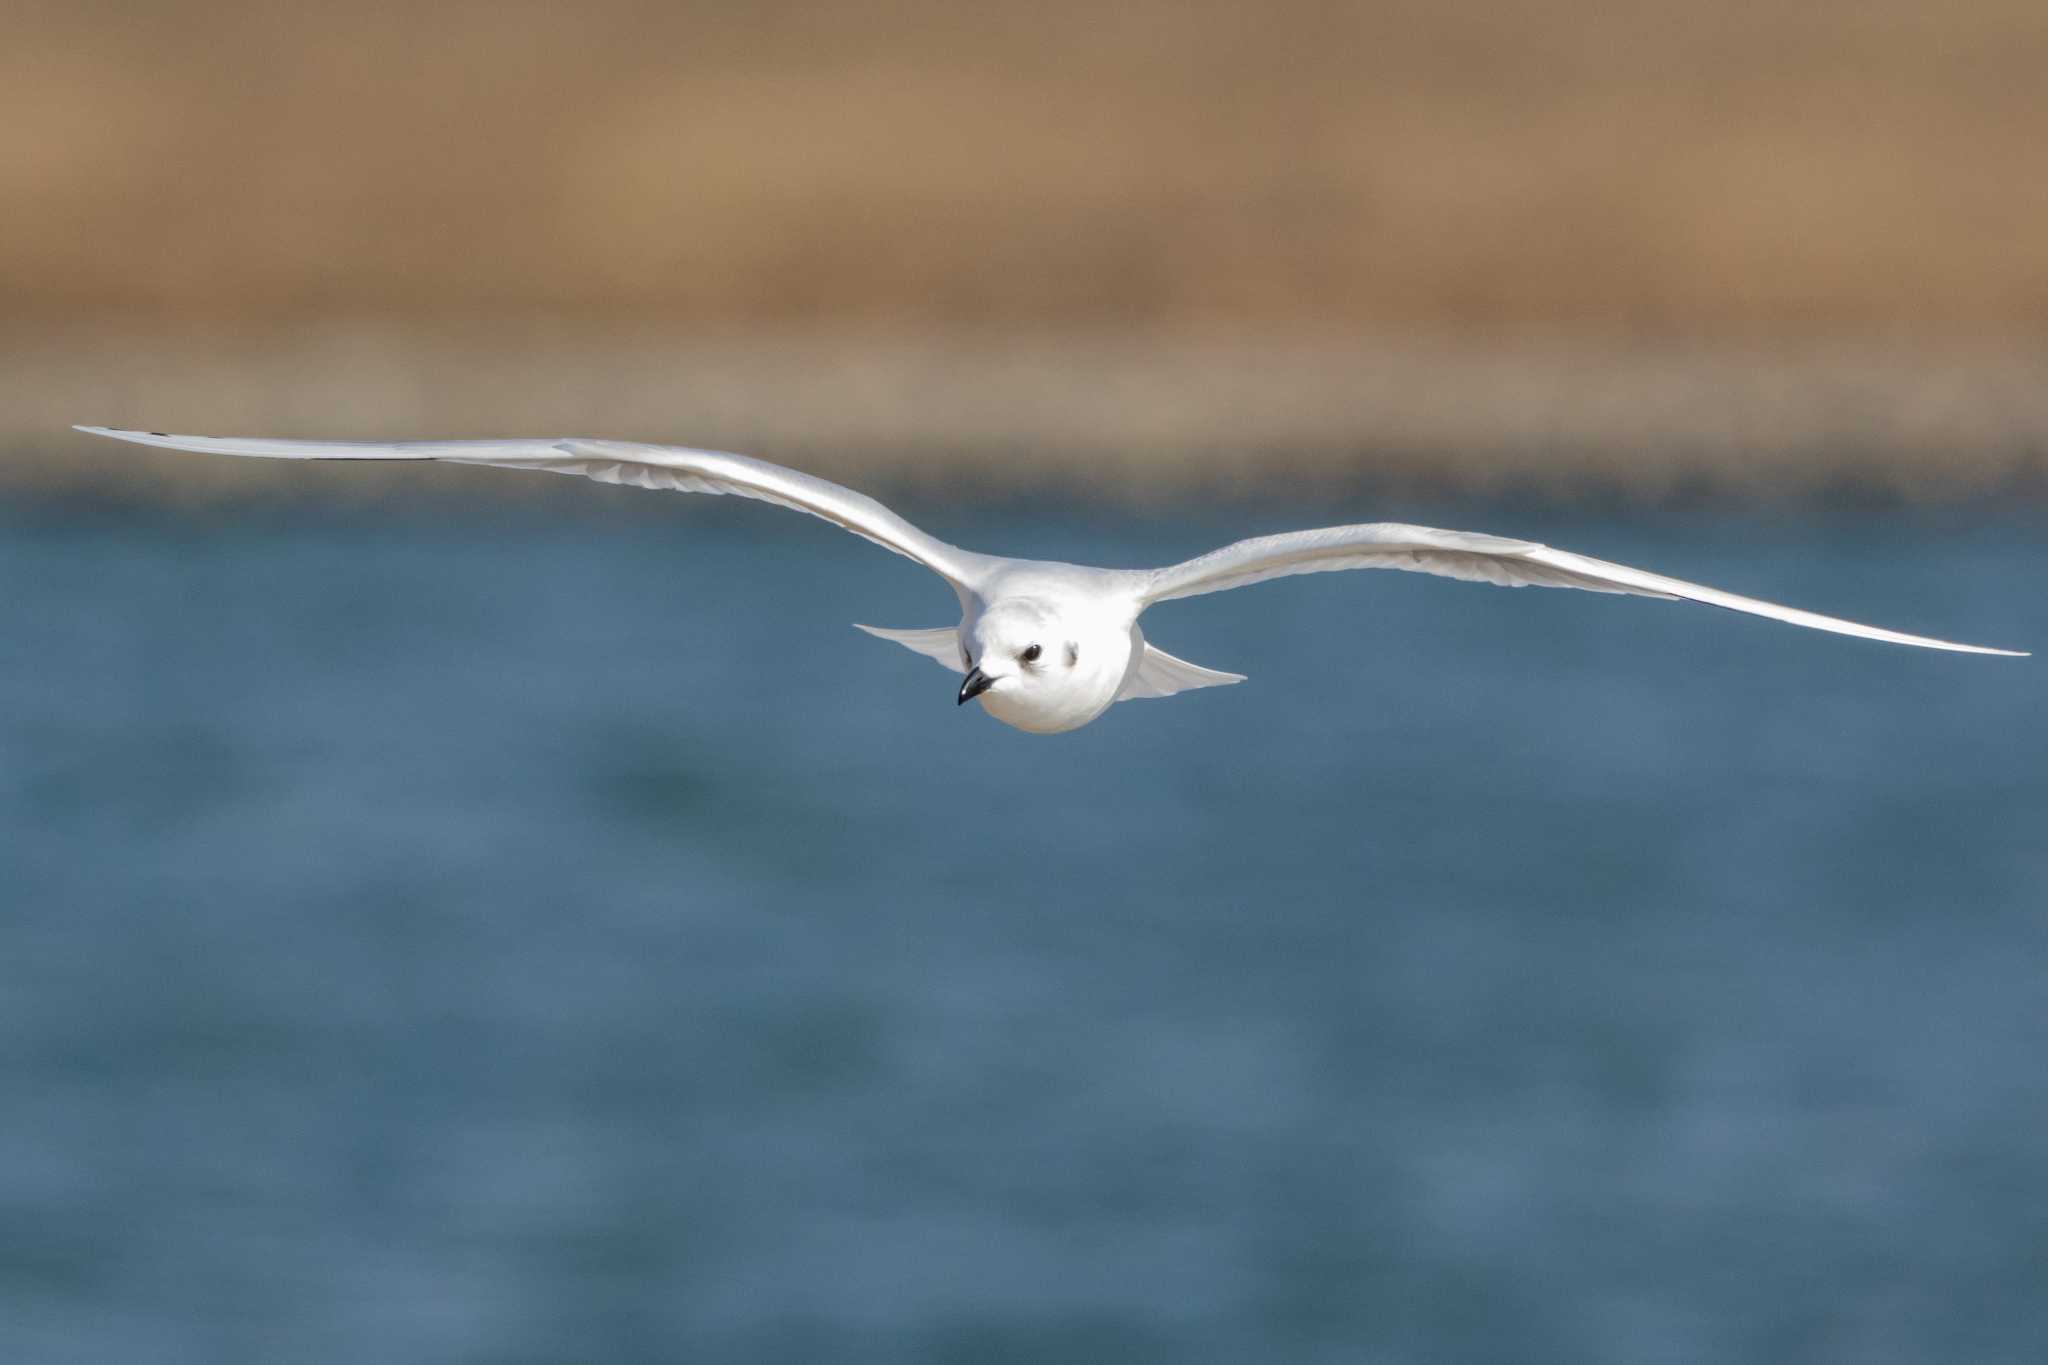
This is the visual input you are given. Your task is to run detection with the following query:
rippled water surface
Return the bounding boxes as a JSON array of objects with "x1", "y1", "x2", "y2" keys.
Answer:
[{"x1": 3, "y1": 495, "x2": 2044, "y2": 1364}]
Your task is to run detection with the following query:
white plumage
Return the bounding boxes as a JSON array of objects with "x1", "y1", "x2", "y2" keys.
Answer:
[{"x1": 76, "y1": 427, "x2": 2025, "y2": 733}]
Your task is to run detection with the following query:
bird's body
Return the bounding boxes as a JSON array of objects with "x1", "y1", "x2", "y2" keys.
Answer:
[{"x1": 77, "y1": 426, "x2": 2024, "y2": 733}]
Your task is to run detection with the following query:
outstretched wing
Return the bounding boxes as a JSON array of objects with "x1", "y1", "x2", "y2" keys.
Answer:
[
  {"x1": 1140, "y1": 522, "x2": 2025, "y2": 657},
  {"x1": 76, "y1": 426, "x2": 988, "y2": 591}
]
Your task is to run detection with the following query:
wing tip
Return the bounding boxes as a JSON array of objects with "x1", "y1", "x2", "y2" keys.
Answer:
[
  {"x1": 1910, "y1": 635, "x2": 2028, "y2": 658},
  {"x1": 1852, "y1": 635, "x2": 2024, "y2": 658},
  {"x1": 75, "y1": 424, "x2": 170, "y2": 445},
  {"x1": 1922, "y1": 642, "x2": 2026, "y2": 658}
]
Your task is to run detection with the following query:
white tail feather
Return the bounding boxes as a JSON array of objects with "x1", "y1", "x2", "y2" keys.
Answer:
[
  {"x1": 853, "y1": 624, "x2": 962, "y2": 671},
  {"x1": 1118, "y1": 643, "x2": 1246, "y2": 700}
]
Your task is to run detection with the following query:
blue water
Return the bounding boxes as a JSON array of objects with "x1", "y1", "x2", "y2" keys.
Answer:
[{"x1": 3, "y1": 493, "x2": 2044, "y2": 1364}]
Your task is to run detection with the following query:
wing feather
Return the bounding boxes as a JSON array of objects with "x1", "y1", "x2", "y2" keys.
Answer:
[
  {"x1": 1141, "y1": 522, "x2": 2025, "y2": 657},
  {"x1": 75, "y1": 427, "x2": 987, "y2": 590}
]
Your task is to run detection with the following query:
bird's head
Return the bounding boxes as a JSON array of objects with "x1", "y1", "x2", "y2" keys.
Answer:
[{"x1": 958, "y1": 599, "x2": 1129, "y2": 733}]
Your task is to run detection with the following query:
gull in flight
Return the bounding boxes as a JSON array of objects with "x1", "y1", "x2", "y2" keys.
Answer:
[{"x1": 78, "y1": 427, "x2": 2025, "y2": 734}]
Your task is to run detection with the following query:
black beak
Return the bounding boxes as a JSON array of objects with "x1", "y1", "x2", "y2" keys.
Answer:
[{"x1": 958, "y1": 666, "x2": 995, "y2": 706}]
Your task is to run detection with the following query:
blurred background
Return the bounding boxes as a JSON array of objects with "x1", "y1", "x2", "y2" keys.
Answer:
[
  {"x1": 9, "y1": 0, "x2": 2048, "y2": 496},
  {"x1": 4, "y1": 3, "x2": 2045, "y2": 1363}
]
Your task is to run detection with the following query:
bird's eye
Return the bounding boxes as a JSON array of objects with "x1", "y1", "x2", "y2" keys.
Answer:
[{"x1": 1021, "y1": 644, "x2": 1042, "y2": 663}]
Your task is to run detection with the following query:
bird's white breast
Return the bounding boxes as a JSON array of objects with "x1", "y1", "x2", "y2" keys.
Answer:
[{"x1": 976, "y1": 671, "x2": 1123, "y2": 733}]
